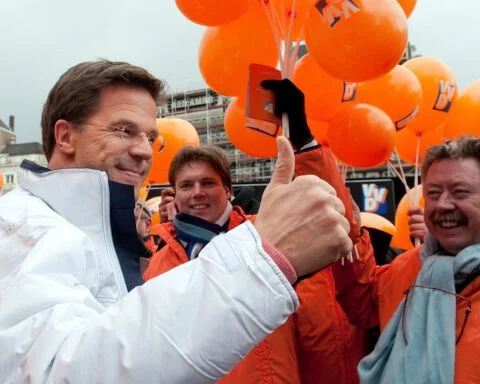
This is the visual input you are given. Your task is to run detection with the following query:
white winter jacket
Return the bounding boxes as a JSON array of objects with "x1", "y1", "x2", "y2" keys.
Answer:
[{"x1": 0, "y1": 163, "x2": 298, "y2": 384}]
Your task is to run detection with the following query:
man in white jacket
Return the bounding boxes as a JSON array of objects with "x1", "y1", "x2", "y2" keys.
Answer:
[{"x1": 0, "y1": 60, "x2": 352, "y2": 383}]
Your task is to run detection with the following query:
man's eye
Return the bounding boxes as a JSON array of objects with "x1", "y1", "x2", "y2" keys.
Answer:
[
  {"x1": 453, "y1": 190, "x2": 469, "y2": 197},
  {"x1": 115, "y1": 126, "x2": 133, "y2": 137}
]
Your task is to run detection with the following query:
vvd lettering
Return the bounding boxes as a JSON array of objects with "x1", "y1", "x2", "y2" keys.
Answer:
[
  {"x1": 433, "y1": 80, "x2": 456, "y2": 112},
  {"x1": 362, "y1": 183, "x2": 388, "y2": 212},
  {"x1": 342, "y1": 82, "x2": 357, "y2": 102}
]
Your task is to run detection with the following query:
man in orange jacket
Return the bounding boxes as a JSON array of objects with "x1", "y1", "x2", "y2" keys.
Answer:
[
  {"x1": 145, "y1": 79, "x2": 370, "y2": 383},
  {"x1": 332, "y1": 136, "x2": 480, "y2": 384}
]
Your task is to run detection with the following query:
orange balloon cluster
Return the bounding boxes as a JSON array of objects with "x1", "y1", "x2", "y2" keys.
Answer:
[
  {"x1": 199, "y1": 2, "x2": 279, "y2": 98},
  {"x1": 357, "y1": 65, "x2": 422, "y2": 131},
  {"x1": 147, "y1": 118, "x2": 200, "y2": 185},
  {"x1": 327, "y1": 104, "x2": 396, "y2": 168},
  {"x1": 305, "y1": 0, "x2": 408, "y2": 82},
  {"x1": 403, "y1": 57, "x2": 458, "y2": 135},
  {"x1": 176, "y1": 0, "x2": 254, "y2": 26},
  {"x1": 444, "y1": 79, "x2": 480, "y2": 139},
  {"x1": 177, "y1": 0, "x2": 423, "y2": 160}
]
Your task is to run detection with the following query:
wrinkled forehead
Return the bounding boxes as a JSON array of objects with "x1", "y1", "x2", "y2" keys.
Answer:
[{"x1": 424, "y1": 157, "x2": 480, "y2": 185}]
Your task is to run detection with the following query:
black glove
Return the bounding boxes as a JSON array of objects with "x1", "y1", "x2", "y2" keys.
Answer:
[{"x1": 261, "y1": 79, "x2": 314, "y2": 150}]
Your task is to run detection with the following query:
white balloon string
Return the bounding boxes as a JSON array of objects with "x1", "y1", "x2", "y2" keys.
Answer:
[
  {"x1": 387, "y1": 160, "x2": 410, "y2": 195},
  {"x1": 261, "y1": 1, "x2": 283, "y2": 68},
  {"x1": 413, "y1": 134, "x2": 422, "y2": 247},
  {"x1": 413, "y1": 134, "x2": 421, "y2": 207}
]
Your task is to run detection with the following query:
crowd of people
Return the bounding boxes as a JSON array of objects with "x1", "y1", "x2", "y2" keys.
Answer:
[{"x1": 0, "y1": 59, "x2": 478, "y2": 384}]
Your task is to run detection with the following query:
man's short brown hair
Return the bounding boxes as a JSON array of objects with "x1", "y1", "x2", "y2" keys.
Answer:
[
  {"x1": 168, "y1": 145, "x2": 232, "y2": 193},
  {"x1": 41, "y1": 59, "x2": 165, "y2": 160},
  {"x1": 422, "y1": 135, "x2": 480, "y2": 178}
]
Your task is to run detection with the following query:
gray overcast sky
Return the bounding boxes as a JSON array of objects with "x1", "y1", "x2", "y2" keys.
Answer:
[{"x1": 0, "y1": 0, "x2": 478, "y2": 144}]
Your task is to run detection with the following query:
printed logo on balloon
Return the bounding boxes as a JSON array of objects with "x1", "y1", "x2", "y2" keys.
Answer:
[
  {"x1": 395, "y1": 105, "x2": 419, "y2": 131},
  {"x1": 342, "y1": 82, "x2": 357, "y2": 102},
  {"x1": 316, "y1": 0, "x2": 360, "y2": 28},
  {"x1": 433, "y1": 80, "x2": 456, "y2": 112}
]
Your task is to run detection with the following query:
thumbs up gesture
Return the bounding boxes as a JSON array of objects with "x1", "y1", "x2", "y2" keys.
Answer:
[{"x1": 255, "y1": 136, "x2": 353, "y2": 277}]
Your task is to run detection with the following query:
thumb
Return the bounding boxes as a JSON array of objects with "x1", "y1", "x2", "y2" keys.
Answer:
[{"x1": 268, "y1": 136, "x2": 295, "y2": 188}]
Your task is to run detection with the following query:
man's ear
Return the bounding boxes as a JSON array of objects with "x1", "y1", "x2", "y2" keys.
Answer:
[
  {"x1": 54, "y1": 119, "x2": 76, "y2": 156},
  {"x1": 225, "y1": 186, "x2": 232, "y2": 201}
]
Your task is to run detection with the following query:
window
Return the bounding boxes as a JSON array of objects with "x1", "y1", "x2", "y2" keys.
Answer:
[{"x1": 5, "y1": 174, "x2": 15, "y2": 184}]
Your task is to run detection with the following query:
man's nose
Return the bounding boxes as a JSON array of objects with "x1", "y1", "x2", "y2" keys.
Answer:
[
  {"x1": 436, "y1": 192, "x2": 455, "y2": 210},
  {"x1": 130, "y1": 135, "x2": 153, "y2": 161},
  {"x1": 192, "y1": 184, "x2": 205, "y2": 197}
]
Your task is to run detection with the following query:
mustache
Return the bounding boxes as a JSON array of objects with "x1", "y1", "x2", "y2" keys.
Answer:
[{"x1": 430, "y1": 210, "x2": 467, "y2": 224}]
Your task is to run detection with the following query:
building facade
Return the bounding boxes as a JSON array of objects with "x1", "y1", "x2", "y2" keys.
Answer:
[
  {"x1": 0, "y1": 142, "x2": 47, "y2": 194},
  {"x1": 0, "y1": 116, "x2": 47, "y2": 195}
]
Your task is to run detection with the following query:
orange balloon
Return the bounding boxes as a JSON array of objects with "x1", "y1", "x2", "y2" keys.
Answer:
[
  {"x1": 147, "y1": 119, "x2": 200, "y2": 184},
  {"x1": 396, "y1": 0, "x2": 417, "y2": 17},
  {"x1": 395, "y1": 124, "x2": 445, "y2": 166},
  {"x1": 390, "y1": 185, "x2": 424, "y2": 250},
  {"x1": 403, "y1": 57, "x2": 458, "y2": 135},
  {"x1": 444, "y1": 79, "x2": 480, "y2": 139},
  {"x1": 308, "y1": 118, "x2": 329, "y2": 146},
  {"x1": 142, "y1": 136, "x2": 165, "y2": 188},
  {"x1": 199, "y1": 3, "x2": 279, "y2": 97},
  {"x1": 293, "y1": 54, "x2": 357, "y2": 122},
  {"x1": 225, "y1": 98, "x2": 282, "y2": 158},
  {"x1": 0, "y1": 170, "x2": 3, "y2": 192},
  {"x1": 327, "y1": 104, "x2": 396, "y2": 168},
  {"x1": 360, "y1": 212, "x2": 396, "y2": 236},
  {"x1": 357, "y1": 65, "x2": 422, "y2": 131},
  {"x1": 270, "y1": 0, "x2": 312, "y2": 41},
  {"x1": 176, "y1": 0, "x2": 254, "y2": 26},
  {"x1": 305, "y1": 0, "x2": 408, "y2": 82}
]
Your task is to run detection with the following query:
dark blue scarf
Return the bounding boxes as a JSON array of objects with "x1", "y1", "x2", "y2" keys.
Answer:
[{"x1": 173, "y1": 213, "x2": 229, "y2": 260}]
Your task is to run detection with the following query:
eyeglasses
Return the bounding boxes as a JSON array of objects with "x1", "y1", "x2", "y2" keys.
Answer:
[
  {"x1": 71, "y1": 120, "x2": 159, "y2": 148},
  {"x1": 401, "y1": 284, "x2": 473, "y2": 346}
]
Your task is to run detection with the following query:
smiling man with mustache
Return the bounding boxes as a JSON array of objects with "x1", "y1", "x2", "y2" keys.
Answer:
[{"x1": 332, "y1": 136, "x2": 480, "y2": 384}]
